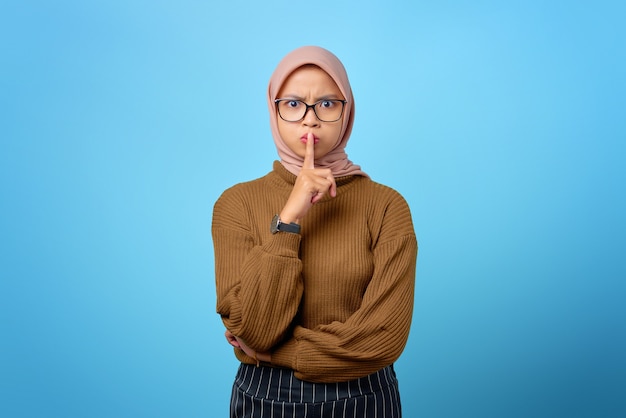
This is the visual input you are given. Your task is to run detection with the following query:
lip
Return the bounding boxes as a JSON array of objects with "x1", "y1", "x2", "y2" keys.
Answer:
[{"x1": 300, "y1": 134, "x2": 320, "y2": 144}]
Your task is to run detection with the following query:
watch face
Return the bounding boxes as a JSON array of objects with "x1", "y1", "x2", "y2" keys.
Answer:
[{"x1": 270, "y1": 214, "x2": 280, "y2": 234}]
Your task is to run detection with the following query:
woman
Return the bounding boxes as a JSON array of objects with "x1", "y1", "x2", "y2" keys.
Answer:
[{"x1": 212, "y1": 46, "x2": 418, "y2": 417}]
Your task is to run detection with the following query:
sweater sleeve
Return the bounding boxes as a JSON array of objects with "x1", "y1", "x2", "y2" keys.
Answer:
[
  {"x1": 270, "y1": 194, "x2": 418, "y2": 382},
  {"x1": 212, "y1": 187, "x2": 304, "y2": 351}
]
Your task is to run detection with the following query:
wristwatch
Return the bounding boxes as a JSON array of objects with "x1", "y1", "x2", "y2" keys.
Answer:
[{"x1": 270, "y1": 214, "x2": 301, "y2": 234}]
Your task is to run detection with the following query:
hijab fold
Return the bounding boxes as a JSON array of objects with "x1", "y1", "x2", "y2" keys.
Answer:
[{"x1": 268, "y1": 46, "x2": 368, "y2": 178}]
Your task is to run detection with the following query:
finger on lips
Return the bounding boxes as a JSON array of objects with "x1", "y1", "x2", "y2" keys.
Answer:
[{"x1": 304, "y1": 132, "x2": 315, "y2": 170}]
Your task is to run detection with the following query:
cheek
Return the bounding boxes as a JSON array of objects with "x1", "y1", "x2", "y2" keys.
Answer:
[
  {"x1": 331, "y1": 125, "x2": 344, "y2": 146},
  {"x1": 276, "y1": 118, "x2": 293, "y2": 138},
  {"x1": 276, "y1": 123, "x2": 285, "y2": 139}
]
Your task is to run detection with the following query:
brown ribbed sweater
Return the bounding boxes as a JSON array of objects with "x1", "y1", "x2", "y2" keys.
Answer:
[{"x1": 212, "y1": 161, "x2": 417, "y2": 383}]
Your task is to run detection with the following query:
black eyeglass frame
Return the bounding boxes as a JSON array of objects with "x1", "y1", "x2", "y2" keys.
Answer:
[{"x1": 274, "y1": 99, "x2": 347, "y2": 122}]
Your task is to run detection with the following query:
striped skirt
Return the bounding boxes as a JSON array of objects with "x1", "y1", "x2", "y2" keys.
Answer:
[{"x1": 230, "y1": 363, "x2": 402, "y2": 418}]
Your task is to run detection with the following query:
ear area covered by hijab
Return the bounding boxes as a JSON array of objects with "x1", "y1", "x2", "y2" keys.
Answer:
[{"x1": 267, "y1": 46, "x2": 368, "y2": 178}]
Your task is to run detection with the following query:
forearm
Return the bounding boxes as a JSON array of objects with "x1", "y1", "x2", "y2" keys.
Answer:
[{"x1": 271, "y1": 307, "x2": 412, "y2": 382}]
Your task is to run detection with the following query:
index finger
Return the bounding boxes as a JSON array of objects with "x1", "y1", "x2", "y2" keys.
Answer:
[{"x1": 303, "y1": 133, "x2": 315, "y2": 170}]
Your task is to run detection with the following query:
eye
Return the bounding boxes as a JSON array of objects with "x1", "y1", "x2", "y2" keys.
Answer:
[
  {"x1": 286, "y1": 100, "x2": 301, "y2": 108},
  {"x1": 320, "y1": 100, "x2": 334, "y2": 108}
]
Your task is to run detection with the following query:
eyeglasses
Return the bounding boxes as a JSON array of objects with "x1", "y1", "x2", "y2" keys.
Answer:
[{"x1": 275, "y1": 99, "x2": 347, "y2": 122}]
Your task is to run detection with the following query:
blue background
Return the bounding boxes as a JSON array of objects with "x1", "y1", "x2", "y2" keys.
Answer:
[{"x1": 1, "y1": 0, "x2": 625, "y2": 417}]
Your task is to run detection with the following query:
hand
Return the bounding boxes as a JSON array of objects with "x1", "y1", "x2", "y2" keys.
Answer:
[
  {"x1": 280, "y1": 133, "x2": 337, "y2": 223},
  {"x1": 224, "y1": 330, "x2": 271, "y2": 364},
  {"x1": 225, "y1": 329, "x2": 241, "y2": 348}
]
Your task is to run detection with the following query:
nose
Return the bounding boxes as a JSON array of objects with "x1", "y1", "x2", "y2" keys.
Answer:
[{"x1": 302, "y1": 106, "x2": 320, "y2": 126}]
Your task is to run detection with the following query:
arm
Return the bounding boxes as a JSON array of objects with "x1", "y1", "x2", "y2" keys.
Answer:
[{"x1": 214, "y1": 133, "x2": 337, "y2": 353}]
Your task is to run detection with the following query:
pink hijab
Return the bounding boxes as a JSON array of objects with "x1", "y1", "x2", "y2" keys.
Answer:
[{"x1": 267, "y1": 46, "x2": 368, "y2": 178}]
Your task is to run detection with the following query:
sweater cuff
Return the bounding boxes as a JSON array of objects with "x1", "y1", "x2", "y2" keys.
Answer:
[
  {"x1": 263, "y1": 231, "x2": 302, "y2": 257},
  {"x1": 271, "y1": 338, "x2": 298, "y2": 370}
]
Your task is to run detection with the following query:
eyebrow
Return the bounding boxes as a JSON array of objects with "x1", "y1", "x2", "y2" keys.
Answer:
[{"x1": 281, "y1": 94, "x2": 342, "y2": 101}]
